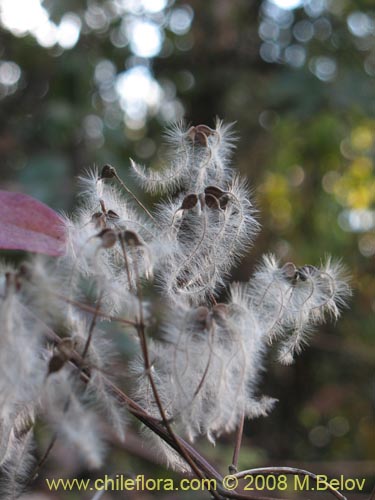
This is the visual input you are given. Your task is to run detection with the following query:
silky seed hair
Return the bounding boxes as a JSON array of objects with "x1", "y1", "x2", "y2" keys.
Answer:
[{"x1": 0, "y1": 120, "x2": 351, "y2": 484}]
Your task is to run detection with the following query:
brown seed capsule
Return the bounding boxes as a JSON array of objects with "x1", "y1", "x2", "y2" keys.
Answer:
[
  {"x1": 123, "y1": 230, "x2": 142, "y2": 247},
  {"x1": 196, "y1": 125, "x2": 216, "y2": 145},
  {"x1": 195, "y1": 124, "x2": 216, "y2": 136},
  {"x1": 204, "y1": 194, "x2": 219, "y2": 209},
  {"x1": 296, "y1": 265, "x2": 318, "y2": 281},
  {"x1": 204, "y1": 186, "x2": 226, "y2": 199},
  {"x1": 195, "y1": 132, "x2": 208, "y2": 146},
  {"x1": 48, "y1": 338, "x2": 77, "y2": 375},
  {"x1": 97, "y1": 228, "x2": 117, "y2": 248},
  {"x1": 192, "y1": 306, "x2": 213, "y2": 330},
  {"x1": 281, "y1": 262, "x2": 297, "y2": 281},
  {"x1": 180, "y1": 194, "x2": 198, "y2": 210},
  {"x1": 187, "y1": 126, "x2": 196, "y2": 141},
  {"x1": 58, "y1": 338, "x2": 77, "y2": 358},
  {"x1": 204, "y1": 189, "x2": 222, "y2": 209},
  {"x1": 100, "y1": 164, "x2": 116, "y2": 179},
  {"x1": 212, "y1": 303, "x2": 228, "y2": 323},
  {"x1": 48, "y1": 354, "x2": 66, "y2": 374},
  {"x1": 219, "y1": 194, "x2": 230, "y2": 209},
  {"x1": 107, "y1": 209, "x2": 120, "y2": 221},
  {"x1": 194, "y1": 306, "x2": 210, "y2": 322},
  {"x1": 204, "y1": 186, "x2": 229, "y2": 209},
  {"x1": 92, "y1": 212, "x2": 106, "y2": 229},
  {"x1": 187, "y1": 124, "x2": 216, "y2": 146}
]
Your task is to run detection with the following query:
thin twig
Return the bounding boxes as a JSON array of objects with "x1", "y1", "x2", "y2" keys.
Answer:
[
  {"x1": 27, "y1": 398, "x2": 71, "y2": 486},
  {"x1": 27, "y1": 434, "x2": 57, "y2": 486},
  {"x1": 230, "y1": 410, "x2": 245, "y2": 474},
  {"x1": 233, "y1": 467, "x2": 347, "y2": 500},
  {"x1": 129, "y1": 246, "x2": 223, "y2": 500},
  {"x1": 81, "y1": 290, "x2": 103, "y2": 360},
  {"x1": 28, "y1": 306, "x2": 286, "y2": 500},
  {"x1": 22, "y1": 304, "x2": 285, "y2": 500},
  {"x1": 118, "y1": 234, "x2": 134, "y2": 292},
  {"x1": 113, "y1": 169, "x2": 158, "y2": 225},
  {"x1": 55, "y1": 293, "x2": 138, "y2": 327},
  {"x1": 21, "y1": 303, "x2": 223, "y2": 487}
]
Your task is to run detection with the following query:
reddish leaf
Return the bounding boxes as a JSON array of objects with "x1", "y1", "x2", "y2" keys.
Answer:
[{"x1": 0, "y1": 190, "x2": 66, "y2": 256}]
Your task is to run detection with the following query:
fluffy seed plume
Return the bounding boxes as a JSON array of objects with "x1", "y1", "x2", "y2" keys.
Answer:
[{"x1": 0, "y1": 120, "x2": 351, "y2": 483}]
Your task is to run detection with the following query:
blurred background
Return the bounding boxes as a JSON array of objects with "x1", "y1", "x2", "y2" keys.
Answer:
[{"x1": 0, "y1": 0, "x2": 374, "y2": 498}]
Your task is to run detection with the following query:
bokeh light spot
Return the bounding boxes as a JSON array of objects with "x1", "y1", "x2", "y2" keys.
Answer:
[
  {"x1": 57, "y1": 13, "x2": 81, "y2": 49},
  {"x1": 169, "y1": 6, "x2": 194, "y2": 35},
  {"x1": 0, "y1": 61, "x2": 21, "y2": 86},
  {"x1": 128, "y1": 20, "x2": 163, "y2": 58},
  {"x1": 270, "y1": 0, "x2": 302, "y2": 10}
]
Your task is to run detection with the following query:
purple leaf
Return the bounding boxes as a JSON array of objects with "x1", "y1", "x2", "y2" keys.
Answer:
[{"x1": 0, "y1": 190, "x2": 66, "y2": 256}]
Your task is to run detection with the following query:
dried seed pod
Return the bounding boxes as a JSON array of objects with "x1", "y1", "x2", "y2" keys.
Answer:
[
  {"x1": 187, "y1": 124, "x2": 216, "y2": 146},
  {"x1": 107, "y1": 209, "x2": 120, "y2": 221},
  {"x1": 195, "y1": 124, "x2": 216, "y2": 136},
  {"x1": 97, "y1": 228, "x2": 117, "y2": 248},
  {"x1": 194, "y1": 306, "x2": 210, "y2": 322},
  {"x1": 218, "y1": 194, "x2": 230, "y2": 209},
  {"x1": 204, "y1": 187, "x2": 223, "y2": 209},
  {"x1": 122, "y1": 230, "x2": 142, "y2": 247},
  {"x1": 100, "y1": 164, "x2": 116, "y2": 179},
  {"x1": 195, "y1": 125, "x2": 216, "y2": 146},
  {"x1": 296, "y1": 265, "x2": 318, "y2": 281},
  {"x1": 204, "y1": 186, "x2": 226, "y2": 199},
  {"x1": 48, "y1": 355, "x2": 66, "y2": 374},
  {"x1": 192, "y1": 306, "x2": 212, "y2": 330},
  {"x1": 204, "y1": 186, "x2": 229, "y2": 209},
  {"x1": 281, "y1": 262, "x2": 297, "y2": 281},
  {"x1": 92, "y1": 212, "x2": 106, "y2": 229},
  {"x1": 212, "y1": 303, "x2": 228, "y2": 323},
  {"x1": 195, "y1": 133, "x2": 208, "y2": 146},
  {"x1": 92, "y1": 206, "x2": 119, "y2": 229},
  {"x1": 179, "y1": 194, "x2": 198, "y2": 211},
  {"x1": 204, "y1": 194, "x2": 219, "y2": 209},
  {"x1": 48, "y1": 338, "x2": 77, "y2": 375},
  {"x1": 92, "y1": 212, "x2": 103, "y2": 221},
  {"x1": 59, "y1": 338, "x2": 78, "y2": 358}
]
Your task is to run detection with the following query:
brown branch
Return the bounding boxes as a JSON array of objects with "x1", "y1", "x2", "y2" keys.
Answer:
[
  {"x1": 81, "y1": 290, "x2": 103, "y2": 360},
  {"x1": 22, "y1": 303, "x2": 291, "y2": 500},
  {"x1": 54, "y1": 293, "x2": 138, "y2": 327},
  {"x1": 23, "y1": 303, "x2": 224, "y2": 491},
  {"x1": 230, "y1": 410, "x2": 245, "y2": 474},
  {"x1": 234, "y1": 467, "x2": 347, "y2": 500},
  {"x1": 128, "y1": 249, "x2": 223, "y2": 499},
  {"x1": 112, "y1": 167, "x2": 158, "y2": 225}
]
